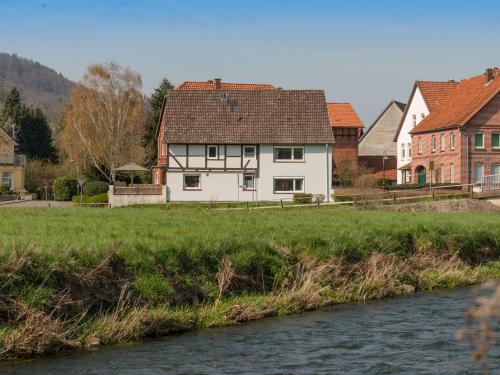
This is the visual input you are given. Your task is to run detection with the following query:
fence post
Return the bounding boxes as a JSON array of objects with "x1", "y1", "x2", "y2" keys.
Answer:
[
  {"x1": 246, "y1": 201, "x2": 249, "y2": 209},
  {"x1": 393, "y1": 192, "x2": 396, "y2": 205},
  {"x1": 280, "y1": 199, "x2": 284, "y2": 210},
  {"x1": 317, "y1": 199, "x2": 320, "y2": 209},
  {"x1": 431, "y1": 187, "x2": 435, "y2": 200}
]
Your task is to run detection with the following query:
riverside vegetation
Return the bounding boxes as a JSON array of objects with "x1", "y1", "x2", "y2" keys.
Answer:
[{"x1": 0, "y1": 207, "x2": 499, "y2": 360}]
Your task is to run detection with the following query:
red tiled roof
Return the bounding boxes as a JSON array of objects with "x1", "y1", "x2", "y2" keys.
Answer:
[
  {"x1": 176, "y1": 80, "x2": 277, "y2": 91},
  {"x1": 411, "y1": 68, "x2": 500, "y2": 134},
  {"x1": 416, "y1": 80, "x2": 459, "y2": 111},
  {"x1": 327, "y1": 103, "x2": 364, "y2": 128}
]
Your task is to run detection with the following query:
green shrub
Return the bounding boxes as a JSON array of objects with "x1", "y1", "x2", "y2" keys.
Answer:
[
  {"x1": 84, "y1": 181, "x2": 109, "y2": 196},
  {"x1": 0, "y1": 185, "x2": 10, "y2": 195},
  {"x1": 25, "y1": 181, "x2": 38, "y2": 193},
  {"x1": 54, "y1": 176, "x2": 78, "y2": 201},
  {"x1": 72, "y1": 193, "x2": 108, "y2": 205},
  {"x1": 293, "y1": 193, "x2": 312, "y2": 204}
]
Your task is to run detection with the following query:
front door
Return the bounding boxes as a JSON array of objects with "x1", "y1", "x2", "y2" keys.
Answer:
[{"x1": 417, "y1": 168, "x2": 426, "y2": 186}]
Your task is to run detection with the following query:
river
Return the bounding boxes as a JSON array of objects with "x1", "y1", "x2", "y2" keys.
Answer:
[{"x1": 1, "y1": 286, "x2": 498, "y2": 374}]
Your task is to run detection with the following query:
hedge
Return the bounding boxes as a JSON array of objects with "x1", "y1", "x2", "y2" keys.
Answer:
[
  {"x1": 83, "y1": 181, "x2": 109, "y2": 196},
  {"x1": 53, "y1": 176, "x2": 78, "y2": 201},
  {"x1": 72, "y1": 193, "x2": 109, "y2": 205}
]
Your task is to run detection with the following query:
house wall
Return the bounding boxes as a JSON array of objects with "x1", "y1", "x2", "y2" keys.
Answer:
[
  {"x1": 410, "y1": 128, "x2": 462, "y2": 184},
  {"x1": 0, "y1": 131, "x2": 25, "y2": 192},
  {"x1": 397, "y1": 87, "x2": 429, "y2": 184},
  {"x1": 332, "y1": 127, "x2": 359, "y2": 176},
  {"x1": 359, "y1": 102, "x2": 402, "y2": 157},
  {"x1": 165, "y1": 144, "x2": 332, "y2": 202}
]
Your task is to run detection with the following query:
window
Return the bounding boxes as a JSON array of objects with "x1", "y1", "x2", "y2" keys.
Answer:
[
  {"x1": 440, "y1": 134, "x2": 445, "y2": 152},
  {"x1": 407, "y1": 142, "x2": 412, "y2": 158},
  {"x1": 450, "y1": 133, "x2": 456, "y2": 150},
  {"x1": 1, "y1": 172, "x2": 12, "y2": 190},
  {"x1": 243, "y1": 146, "x2": 256, "y2": 159},
  {"x1": 401, "y1": 144, "x2": 406, "y2": 160},
  {"x1": 405, "y1": 171, "x2": 412, "y2": 184},
  {"x1": 450, "y1": 163, "x2": 455, "y2": 183},
  {"x1": 475, "y1": 133, "x2": 484, "y2": 149},
  {"x1": 492, "y1": 164, "x2": 500, "y2": 176},
  {"x1": 439, "y1": 164, "x2": 445, "y2": 183},
  {"x1": 243, "y1": 173, "x2": 255, "y2": 190},
  {"x1": 474, "y1": 164, "x2": 484, "y2": 183},
  {"x1": 274, "y1": 146, "x2": 304, "y2": 162},
  {"x1": 273, "y1": 178, "x2": 304, "y2": 193},
  {"x1": 418, "y1": 138, "x2": 423, "y2": 154},
  {"x1": 431, "y1": 136, "x2": 436, "y2": 152},
  {"x1": 207, "y1": 145, "x2": 218, "y2": 159},
  {"x1": 421, "y1": 113, "x2": 426, "y2": 120},
  {"x1": 492, "y1": 133, "x2": 500, "y2": 149},
  {"x1": 183, "y1": 174, "x2": 201, "y2": 190},
  {"x1": 412, "y1": 114, "x2": 417, "y2": 128}
]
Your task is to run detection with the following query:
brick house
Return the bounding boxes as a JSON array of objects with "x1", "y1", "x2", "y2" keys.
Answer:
[
  {"x1": 410, "y1": 68, "x2": 500, "y2": 185},
  {"x1": 327, "y1": 103, "x2": 364, "y2": 181},
  {"x1": 358, "y1": 100, "x2": 406, "y2": 183}
]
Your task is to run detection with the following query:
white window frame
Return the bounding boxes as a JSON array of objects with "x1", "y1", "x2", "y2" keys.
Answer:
[
  {"x1": 401, "y1": 144, "x2": 405, "y2": 161},
  {"x1": 207, "y1": 145, "x2": 218, "y2": 159},
  {"x1": 492, "y1": 133, "x2": 500, "y2": 149},
  {"x1": 1, "y1": 172, "x2": 12, "y2": 190},
  {"x1": 243, "y1": 146, "x2": 256, "y2": 159},
  {"x1": 440, "y1": 134, "x2": 445, "y2": 152},
  {"x1": 412, "y1": 114, "x2": 417, "y2": 128},
  {"x1": 273, "y1": 177, "x2": 305, "y2": 193},
  {"x1": 418, "y1": 137, "x2": 423, "y2": 154},
  {"x1": 475, "y1": 133, "x2": 484, "y2": 149},
  {"x1": 242, "y1": 173, "x2": 255, "y2": 190},
  {"x1": 273, "y1": 146, "x2": 304, "y2": 162},
  {"x1": 474, "y1": 164, "x2": 484, "y2": 183},
  {"x1": 407, "y1": 142, "x2": 411, "y2": 158},
  {"x1": 450, "y1": 163, "x2": 455, "y2": 184},
  {"x1": 450, "y1": 133, "x2": 456, "y2": 150},
  {"x1": 183, "y1": 174, "x2": 201, "y2": 190},
  {"x1": 431, "y1": 136, "x2": 436, "y2": 152},
  {"x1": 439, "y1": 164, "x2": 445, "y2": 183}
]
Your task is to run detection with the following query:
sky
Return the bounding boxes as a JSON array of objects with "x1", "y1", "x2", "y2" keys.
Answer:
[{"x1": 1, "y1": 0, "x2": 499, "y2": 126}]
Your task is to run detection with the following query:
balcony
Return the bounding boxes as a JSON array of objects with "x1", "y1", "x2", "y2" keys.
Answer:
[{"x1": 0, "y1": 153, "x2": 27, "y2": 167}]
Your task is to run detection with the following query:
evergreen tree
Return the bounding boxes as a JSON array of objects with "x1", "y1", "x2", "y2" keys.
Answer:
[
  {"x1": 144, "y1": 78, "x2": 174, "y2": 166},
  {"x1": 15, "y1": 106, "x2": 57, "y2": 161},
  {"x1": 1, "y1": 87, "x2": 22, "y2": 127}
]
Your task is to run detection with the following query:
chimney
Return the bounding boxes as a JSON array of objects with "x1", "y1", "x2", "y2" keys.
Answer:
[
  {"x1": 214, "y1": 78, "x2": 222, "y2": 90},
  {"x1": 485, "y1": 68, "x2": 494, "y2": 83}
]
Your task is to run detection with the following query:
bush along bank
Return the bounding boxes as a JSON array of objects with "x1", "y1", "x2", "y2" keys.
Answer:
[{"x1": 0, "y1": 235, "x2": 499, "y2": 361}]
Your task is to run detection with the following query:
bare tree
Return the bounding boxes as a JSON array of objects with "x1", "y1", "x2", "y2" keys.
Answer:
[{"x1": 62, "y1": 63, "x2": 145, "y2": 182}]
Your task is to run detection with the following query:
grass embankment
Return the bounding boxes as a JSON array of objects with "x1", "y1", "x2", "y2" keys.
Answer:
[{"x1": 0, "y1": 207, "x2": 499, "y2": 360}]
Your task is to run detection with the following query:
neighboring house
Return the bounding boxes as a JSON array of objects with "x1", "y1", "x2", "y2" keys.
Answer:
[
  {"x1": 327, "y1": 103, "x2": 364, "y2": 181},
  {"x1": 358, "y1": 100, "x2": 406, "y2": 183},
  {"x1": 153, "y1": 90, "x2": 334, "y2": 201},
  {"x1": 0, "y1": 127, "x2": 25, "y2": 192},
  {"x1": 410, "y1": 68, "x2": 500, "y2": 186},
  {"x1": 176, "y1": 78, "x2": 277, "y2": 91},
  {"x1": 394, "y1": 80, "x2": 458, "y2": 184}
]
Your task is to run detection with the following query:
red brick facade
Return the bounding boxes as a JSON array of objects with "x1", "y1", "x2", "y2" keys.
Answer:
[{"x1": 411, "y1": 93, "x2": 500, "y2": 184}]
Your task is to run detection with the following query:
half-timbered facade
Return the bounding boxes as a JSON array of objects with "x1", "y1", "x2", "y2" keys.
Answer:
[{"x1": 153, "y1": 90, "x2": 334, "y2": 202}]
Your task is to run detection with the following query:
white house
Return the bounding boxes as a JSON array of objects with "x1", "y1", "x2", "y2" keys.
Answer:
[
  {"x1": 152, "y1": 89, "x2": 334, "y2": 202},
  {"x1": 394, "y1": 80, "x2": 458, "y2": 184}
]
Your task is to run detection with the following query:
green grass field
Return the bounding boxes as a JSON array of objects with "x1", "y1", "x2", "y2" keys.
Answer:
[{"x1": 0, "y1": 206, "x2": 499, "y2": 359}]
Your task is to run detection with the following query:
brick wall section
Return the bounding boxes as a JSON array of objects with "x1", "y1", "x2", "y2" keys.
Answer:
[
  {"x1": 332, "y1": 127, "x2": 360, "y2": 174},
  {"x1": 359, "y1": 155, "x2": 397, "y2": 174},
  {"x1": 411, "y1": 93, "x2": 500, "y2": 184}
]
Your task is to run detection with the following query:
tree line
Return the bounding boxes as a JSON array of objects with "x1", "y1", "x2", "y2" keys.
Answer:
[{"x1": 0, "y1": 62, "x2": 174, "y2": 184}]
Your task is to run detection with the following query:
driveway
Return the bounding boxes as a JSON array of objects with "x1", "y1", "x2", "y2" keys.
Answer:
[{"x1": 0, "y1": 200, "x2": 72, "y2": 208}]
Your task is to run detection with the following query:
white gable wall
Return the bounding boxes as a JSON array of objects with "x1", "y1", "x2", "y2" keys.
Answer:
[{"x1": 396, "y1": 87, "x2": 429, "y2": 184}]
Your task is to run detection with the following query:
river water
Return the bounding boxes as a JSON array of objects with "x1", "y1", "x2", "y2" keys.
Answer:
[{"x1": 1, "y1": 286, "x2": 499, "y2": 374}]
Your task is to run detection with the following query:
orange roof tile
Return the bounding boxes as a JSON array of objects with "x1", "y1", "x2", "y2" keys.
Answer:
[
  {"x1": 327, "y1": 103, "x2": 364, "y2": 128},
  {"x1": 416, "y1": 80, "x2": 459, "y2": 111},
  {"x1": 411, "y1": 68, "x2": 500, "y2": 134},
  {"x1": 176, "y1": 80, "x2": 277, "y2": 91}
]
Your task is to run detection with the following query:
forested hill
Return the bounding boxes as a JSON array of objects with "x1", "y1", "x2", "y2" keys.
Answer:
[{"x1": 0, "y1": 53, "x2": 74, "y2": 123}]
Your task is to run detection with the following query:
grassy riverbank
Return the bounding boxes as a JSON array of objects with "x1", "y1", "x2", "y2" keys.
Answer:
[{"x1": 0, "y1": 206, "x2": 499, "y2": 359}]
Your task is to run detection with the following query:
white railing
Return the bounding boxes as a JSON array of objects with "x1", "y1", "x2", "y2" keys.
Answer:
[{"x1": 481, "y1": 174, "x2": 500, "y2": 191}]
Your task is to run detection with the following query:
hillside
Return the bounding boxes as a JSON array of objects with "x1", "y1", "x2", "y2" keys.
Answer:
[{"x1": 0, "y1": 53, "x2": 74, "y2": 124}]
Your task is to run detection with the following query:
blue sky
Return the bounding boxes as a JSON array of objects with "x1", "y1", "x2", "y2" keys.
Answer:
[{"x1": 1, "y1": 0, "x2": 499, "y2": 125}]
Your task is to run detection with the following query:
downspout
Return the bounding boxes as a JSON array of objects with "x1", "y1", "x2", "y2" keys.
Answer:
[{"x1": 326, "y1": 143, "x2": 330, "y2": 202}]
